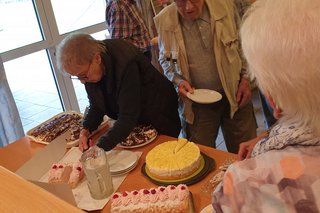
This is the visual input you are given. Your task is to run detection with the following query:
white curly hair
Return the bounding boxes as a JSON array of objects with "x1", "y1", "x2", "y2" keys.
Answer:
[{"x1": 241, "y1": 0, "x2": 320, "y2": 135}]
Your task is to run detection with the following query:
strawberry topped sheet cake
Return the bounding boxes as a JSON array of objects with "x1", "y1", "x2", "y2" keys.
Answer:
[{"x1": 110, "y1": 184, "x2": 190, "y2": 213}]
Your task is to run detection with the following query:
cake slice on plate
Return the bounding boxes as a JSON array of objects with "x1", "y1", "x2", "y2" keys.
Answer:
[
  {"x1": 48, "y1": 162, "x2": 84, "y2": 188},
  {"x1": 48, "y1": 163, "x2": 72, "y2": 184},
  {"x1": 68, "y1": 162, "x2": 84, "y2": 188}
]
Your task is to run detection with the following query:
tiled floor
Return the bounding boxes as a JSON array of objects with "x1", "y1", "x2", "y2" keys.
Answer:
[
  {"x1": 13, "y1": 80, "x2": 88, "y2": 133},
  {"x1": 15, "y1": 90, "x2": 63, "y2": 133}
]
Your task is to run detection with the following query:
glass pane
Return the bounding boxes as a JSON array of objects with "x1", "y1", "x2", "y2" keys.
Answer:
[
  {"x1": 4, "y1": 50, "x2": 63, "y2": 132},
  {"x1": 92, "y1": 30, "x2": 110, "y2": 40},
  {"x1": 0, "y1": 0, "x2": 43, "y2": 53},
  {"x1": 51, "y1": 0, "x2": 106, "y2": 34}
]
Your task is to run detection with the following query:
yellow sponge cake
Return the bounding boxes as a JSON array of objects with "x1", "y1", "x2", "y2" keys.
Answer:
[{"x1": 146, "y1": 139, "x2": 201, "y2": 180}]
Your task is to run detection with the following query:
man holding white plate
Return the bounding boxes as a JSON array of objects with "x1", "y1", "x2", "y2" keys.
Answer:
[{"x1": 154, "y1": 0, "x2": 257, "y2": 153}]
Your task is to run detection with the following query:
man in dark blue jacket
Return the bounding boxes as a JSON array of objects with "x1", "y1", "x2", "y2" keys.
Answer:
[{"x1": 56, "y1": 33, "x2": 181, "y2": 151}]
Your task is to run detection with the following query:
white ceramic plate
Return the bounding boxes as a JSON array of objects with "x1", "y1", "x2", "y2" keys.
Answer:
[
  {"x1": 111, "y1": 160, "x2": 139, "y2": 176},
  {"x1": 187, "y1": 89, "x2": 222, "y2": 104},
  {"x1": 106, "y1": 150, "x2": 138, "y2": 173},
  {"x1": 200, "y1": 204, "x2": 213, "y2": 213}
]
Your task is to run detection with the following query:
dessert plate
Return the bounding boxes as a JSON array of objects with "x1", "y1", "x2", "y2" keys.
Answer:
[
  {"x1": 187, "y1": 89, "x2": 222, "y2": 104},
  {"x1": 111, "y1": 159, "x2": 139, "y2": 176},
  {"x1": 141, "y1": 153, "x2": 215, "y2": 186},
  {"x1": 107, "y1": 150, "x2": 138, "y2": 174},
  {"x1": 118, "y1": 125, "x2": 158, "y2": 149},
  {"x1": 117, "y1": 134, "x2": 157, "y2": 149}
]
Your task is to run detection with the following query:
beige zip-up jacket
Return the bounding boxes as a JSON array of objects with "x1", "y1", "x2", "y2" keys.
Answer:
[{"x1": 154, "y1": 0, "x2": 248, "y2": 124}]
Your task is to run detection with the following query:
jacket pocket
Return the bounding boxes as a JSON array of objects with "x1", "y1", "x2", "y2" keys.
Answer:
[{"x1": 221, "y1": 35, "x2": 241, "y2": 64}]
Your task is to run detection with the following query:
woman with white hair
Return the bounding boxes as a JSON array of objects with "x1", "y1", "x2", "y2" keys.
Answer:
[{"x1": 211, "y1": 0, "x2": 320, "y2": 212}]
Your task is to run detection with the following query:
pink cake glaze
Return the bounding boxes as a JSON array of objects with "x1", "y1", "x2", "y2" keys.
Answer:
[
  {"x1": 157, "y1": 186, "x2": 169, "y2": 201},
  {"x1": 177, "y1": 184, "x2": 189, "y2": 201},
  {"x1": 130, "y1": 190, "x2": 140, "y2": 205},
  {"x1": 149, "y1": 188, "x2": 160, "y2": 203},
  {"x1": 121, "y1": 191, "x2": 131, "y2": 206},
  {"x1": 138, "y1": 189, "x2": 151, "y2": 203},
  {"x1": 167, "y1": 185, "x2": 178, "y2": 200},
  {"x1": 48, "y1": 163, "x2": 71, "y2": 183},
  {"x1": 68, "y1": 161, "x2": 84, "y2": 188},
  {"x1": 111, "y1": 193, "x2": 123, "y2": 207}
]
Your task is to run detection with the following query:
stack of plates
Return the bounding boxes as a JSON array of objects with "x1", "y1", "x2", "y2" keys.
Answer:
[{"x1": 106, "y1": 150, "x2": 139, "y2": 176}]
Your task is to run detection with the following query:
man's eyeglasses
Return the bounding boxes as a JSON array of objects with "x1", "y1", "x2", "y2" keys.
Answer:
[
  {"x1": 174, "y1": 0, "x2": 200, "y2": 7},
  {"x1": 69, "y1": 61, "x2": 94, "y2": 81}
]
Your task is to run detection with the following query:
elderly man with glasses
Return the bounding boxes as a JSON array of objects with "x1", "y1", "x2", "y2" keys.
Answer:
[
  {"x1": 56, "y1": 33, "x2": 181, "y2": 151},
  {"x1": 154, "y1": 0, "x2": 257, "y2": 153}
]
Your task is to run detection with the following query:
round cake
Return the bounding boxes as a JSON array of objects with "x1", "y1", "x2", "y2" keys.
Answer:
[{"x1": 145, "y1": 138, "x2": 201, "y2": 180}]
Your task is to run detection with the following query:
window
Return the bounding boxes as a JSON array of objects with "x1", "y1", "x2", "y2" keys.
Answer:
[
  {"x1": 51, "y1": 0, "x2": 106, "y2": 34},
  {"x1": 0, "y1": 0, "x2": 107, "y2": 132}
]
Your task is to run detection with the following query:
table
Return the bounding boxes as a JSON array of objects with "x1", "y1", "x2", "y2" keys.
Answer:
[
  {"x1": 0, "y1": 129, "x2": 236, "y2": 212},
  {"x1": 0, "y1": 165, "x2": 84, "y2": 213}
]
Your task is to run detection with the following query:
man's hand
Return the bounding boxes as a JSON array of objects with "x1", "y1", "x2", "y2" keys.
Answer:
[
  {"x1": 78, "y1": 129, "x2": 94, "y2": 152},
  {"x1": 178, "y1": 80, "x2": 194, "y2": 97},
  {"x1": 236, "y1": 78, "x2": 252, "y2": 108}
]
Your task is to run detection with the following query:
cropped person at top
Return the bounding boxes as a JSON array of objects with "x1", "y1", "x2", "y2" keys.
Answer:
[
  {"x1": 212, "y1": 0, "x2": 320, "y2": 212},
  {"x1": 105, "y1": 0, "x2": 152, "y2": 61},
  {"x1": 56, "y1": 33, "x2": 181, "y2": 151},
  {"x1": 154, "y1": 0, "x2": 257, "y2": 153}
]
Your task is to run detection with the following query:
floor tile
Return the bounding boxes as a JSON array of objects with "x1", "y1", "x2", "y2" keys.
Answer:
[
  {"x1": 15, "y1": 99, "x2": 35, "y2": 111},
  {"x1": 23, "y1": 121, "x2": 41, "y2": 133},
  {"x1": 47, "y1": 99, "x2": 64, "y2": 110},
  {"x1": 27, "y1": 92, "x2": 59, "y2": 106},
  {"x1": 19, "y1": 104, "x2": 48, "y2": 119},
  {"x1": 27, "y1": 107, "x2": 62, "y2": 124},
  {"x1": 14, "y1": 89, "x2": 43, "y2": 101},
  {"x1": 20, "y1": 117, "x2": 33, "y2": 126},
  {"x1": 12, "y1": 89, "x2": 32, "y2": 100}
]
